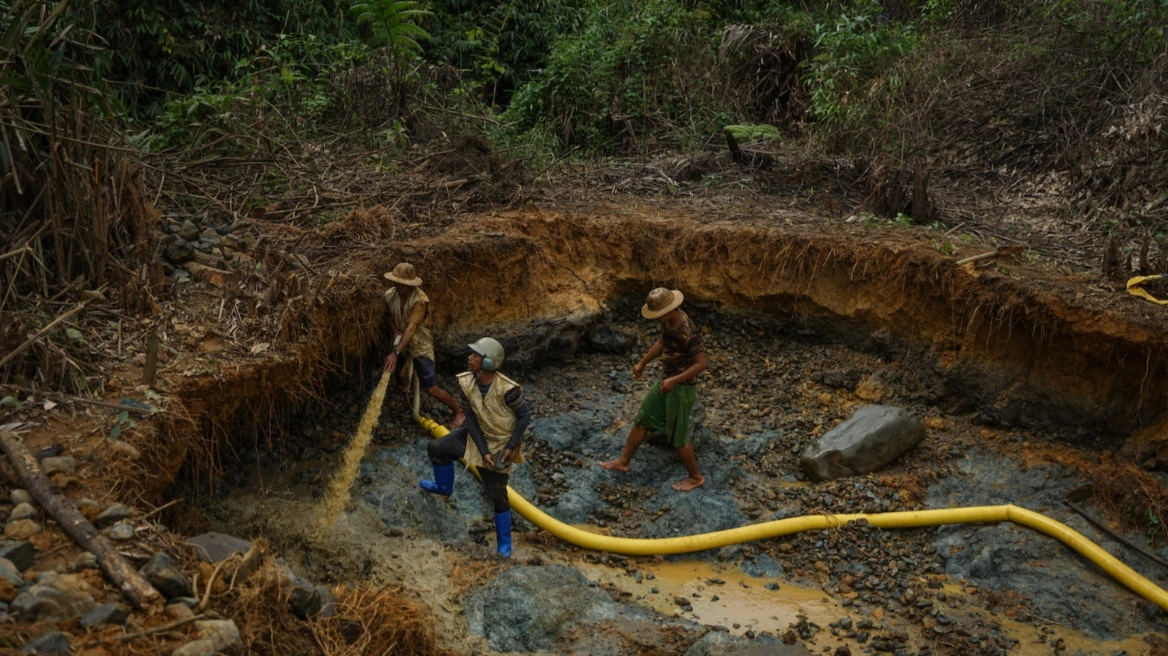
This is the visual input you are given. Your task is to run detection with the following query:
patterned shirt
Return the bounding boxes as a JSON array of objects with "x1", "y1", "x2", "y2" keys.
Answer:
[{"x1": 661, "y1": 311, "x2": 705, "y2": 380}]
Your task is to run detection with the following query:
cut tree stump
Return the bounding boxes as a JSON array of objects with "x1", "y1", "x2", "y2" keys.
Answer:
[
  {"x1": 0, "y1": 426, "x2": 163, "y2": 611},
  {"x1": 859, "y1": 160, "x2": 937, "y2": 224}
]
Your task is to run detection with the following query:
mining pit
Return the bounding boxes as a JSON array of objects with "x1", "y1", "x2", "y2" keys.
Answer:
[{"x1": 170, "y1": 209, "x2": 1168, "y2": 655}]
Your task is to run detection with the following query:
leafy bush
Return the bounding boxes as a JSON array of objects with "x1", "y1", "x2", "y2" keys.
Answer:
[
  {"x1": 802, "y1": 0, "x2": 919, "y2": 132},
  {"x1": 503, "y1": 0, "x2": 722, "y2": 154},
  {"x1": 425, "y1": 0, "x2": 586, "y2": 108},
  {"x1": 152, "y1": 34, "x2": 370, "y2": 150},
  {"x1": 92, "y1": 0, "x2": 348, "y2": 117}
]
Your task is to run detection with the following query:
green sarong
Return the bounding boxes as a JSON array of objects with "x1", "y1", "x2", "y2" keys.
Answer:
[{"x1": 634, "y1": 380, "x2": 697, "y2": 447}]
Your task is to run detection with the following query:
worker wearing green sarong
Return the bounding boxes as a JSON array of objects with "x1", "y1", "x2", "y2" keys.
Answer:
[{"x1": 600, "y1": 288, "x2": 708, "y2": 491}]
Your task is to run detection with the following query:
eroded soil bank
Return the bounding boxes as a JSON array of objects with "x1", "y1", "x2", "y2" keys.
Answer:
[
  {"x1": 201, "y1": 295, "x2": 1168, "y2": 656},
  {"x1": 153, "y1": 205, "x2": 1168, "y2": 506}
]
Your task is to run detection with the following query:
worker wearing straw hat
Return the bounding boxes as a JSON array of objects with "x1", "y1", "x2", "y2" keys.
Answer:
[
  {"x1": 383, "y1": 262, "x2": 464, "y2": 428},
  {"x1": 601, "y1": 288, "x2": 707, "y2": 491}
]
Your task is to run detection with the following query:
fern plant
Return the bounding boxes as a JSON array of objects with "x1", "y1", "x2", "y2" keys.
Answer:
[
  {"x1": 351, "y1": 0, "x2": 432, "y2": 61},
  {"x1": 350, "y1": 0, "x2": 432, "y2": 115}
]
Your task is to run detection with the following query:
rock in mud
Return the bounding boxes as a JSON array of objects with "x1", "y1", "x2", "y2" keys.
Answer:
[
  {"x1": 9, "y1": 490, "x2": 33, "y2": 506},
  {"x1": 5, "y1": 520, "x2": 42, "y2": 540},
  {"x1": 19, "y1": 630, "x2": 72, "y2": 654},
  {"x1": 684, "y1": 631, "x2": 797, "y2": 656},
  {"x1": 140, "y1": 553, "x2": 193, "y2": 599},
  {"x1": 11, "y1": 572, "x2": 97, "y2": 622},
  {"x1": 40, "y1": 457, "x2": 76, "y2": 476},
  {"x1": 799, "y1": 406, "x2": 924, "y2": 481},
  {"x1": 0, "y1": 557, "x2": 23, "y2": 587},
  {"x1": 288, "y1": 583, "x2": 322, "y2": 620},
  {"x1": 587, "y1": 324, "x2": 634, "y2": 354},
  {"x1": 107, "y1": 523, "x2": 135, "y2": 541},
  {"x1": 0, "y1": 540, "x2": 34, "y2": 571},
  {"x1": 80, "y1": 603, "x2": 128, "y2": 628},
  {"x1": 187, "y1": 532, "x2": 253, "y2": 564},
  {"x1": 172, "y1": 639, "x2": 216, "y2": 656},
  {"x1": 178, "y1": 220, "x2": 200, "y2": 241},
  {"x1": 94, "y1": 504, "x2": 132, "y2": 528},
  {"x1": 316, "y1": 584, "x2": 337, "y2": 618},
  {"x1": 8, "y1": 503, "x2": 37, "y2": 522},
  {"x1": 195, "y1": 619, "x2": 242, "y2": 653},
  {"x1": 464, "y1": 565, "x2": 653, "y2": 652},
  {"x1": 67, "y1": 553, "x2": 97, "y2": 573},
  {"x1": 164, "y1": 236, "x2": 196, "y2": 264}
]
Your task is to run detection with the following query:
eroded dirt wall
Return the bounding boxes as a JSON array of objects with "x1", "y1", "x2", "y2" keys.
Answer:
[
  {"x1": 151, "y1": 205, "x2": 1168, "y2": 499},
  {"x1": 382, "y1": 208, "x2": 1168, "y2": 442}
]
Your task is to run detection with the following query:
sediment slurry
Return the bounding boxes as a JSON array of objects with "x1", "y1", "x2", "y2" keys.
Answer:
[{"x1": 316, "y1": 369, "x2": 391, "y2": 529}]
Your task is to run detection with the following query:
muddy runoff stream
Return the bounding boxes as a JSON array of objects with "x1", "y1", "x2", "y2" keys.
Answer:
[{"x1": 197, "y1": 288, "x2": 1168, "y2": 656}]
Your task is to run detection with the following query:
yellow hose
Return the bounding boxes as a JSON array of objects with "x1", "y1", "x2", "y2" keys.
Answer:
[{"x1": 412, "y1": 416, "x2": 1168, "y2": 611}]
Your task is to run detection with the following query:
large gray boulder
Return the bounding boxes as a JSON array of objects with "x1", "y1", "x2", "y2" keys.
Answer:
[
  {"x1": 799, "y1": 405, "x2": 924, "y2": 481},
  {"x1": 464, "y1": 565, "x2": 652, "y2": 652}
]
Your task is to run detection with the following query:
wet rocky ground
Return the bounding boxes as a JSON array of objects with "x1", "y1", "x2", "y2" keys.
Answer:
[{"x1": 207, "y1": 301, "x2": 1168, "y2": 655}]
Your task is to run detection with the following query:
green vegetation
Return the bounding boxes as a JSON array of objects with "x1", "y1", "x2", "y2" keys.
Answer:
[
  {"x1": 94, "y1": 0, "x2": 345, "y2": 117},
  {"x1": 502, "y1": 0, "x2": 722, "y2": 154},
  {"x1": 724, "y1": 124, "x2": 782, "y2": 141}
]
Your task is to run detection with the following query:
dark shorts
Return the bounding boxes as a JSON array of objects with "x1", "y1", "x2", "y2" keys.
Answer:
[
  {"x1": 634, "y1": 380, "x2": 697, "y2": 448},
  {"x1": 413, "y1": 355, "x2": 437, "y2": 389}
]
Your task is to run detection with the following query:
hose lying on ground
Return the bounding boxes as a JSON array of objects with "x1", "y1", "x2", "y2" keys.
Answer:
[{"x1": 408, "y1": 384, "x2": 1168, "y2": 612}]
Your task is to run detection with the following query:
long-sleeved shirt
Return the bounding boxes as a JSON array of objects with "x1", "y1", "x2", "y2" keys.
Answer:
[{"x1": 459, "y1": 381, "x2": 532, "y2": 456}]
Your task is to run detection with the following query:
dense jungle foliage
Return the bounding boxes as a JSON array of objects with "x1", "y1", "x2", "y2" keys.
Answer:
[{"x1": 2, "y1": 0, "x2": 1167, "y2": 309}]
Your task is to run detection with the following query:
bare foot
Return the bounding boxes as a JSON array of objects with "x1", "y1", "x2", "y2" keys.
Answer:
[
  {"x1": 449, "y1": 412, "x2": 466, "y2": 429},
  {"x1": 598, "y1": 459, "x2": 629, "y2": 472},
  {"x1": 672, "y1": 476, "x2": 705, "y2": 492}
]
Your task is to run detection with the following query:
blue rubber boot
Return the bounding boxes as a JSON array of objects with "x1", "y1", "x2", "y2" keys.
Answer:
[
  {"x1": 494, "y1": 511, "x2": 513, "y2": 558},
  {"x1": 420, "y1": 463, "x2": 454, "y2": 497}
]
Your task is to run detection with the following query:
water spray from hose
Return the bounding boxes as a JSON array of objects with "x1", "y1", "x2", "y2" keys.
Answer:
[{"x1": 317, "y1": 370, "x2": 392, "y2": 529}]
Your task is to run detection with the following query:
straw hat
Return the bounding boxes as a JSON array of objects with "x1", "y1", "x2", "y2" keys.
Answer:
[
  {"x1": 642, "y1": 288, "x2": 684, "y2": 319},
  {"x1": 383, "y1": 262, "x2": 422, "y2": 286}
]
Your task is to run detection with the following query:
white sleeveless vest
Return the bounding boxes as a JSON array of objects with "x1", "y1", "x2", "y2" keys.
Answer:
[{"x1": 458, "y1": 371, "x2": 525, "y2": 472}]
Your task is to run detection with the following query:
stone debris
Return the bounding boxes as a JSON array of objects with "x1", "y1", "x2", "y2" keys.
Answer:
[
  {"x1": 4, "y1": 520, "x2": 42, "y2": 540},
  {"x1": 39, "y1": 457, "x2": 76, "y2": 476},
  {"x1": 140, "y1": 553, "x2": 194, "y2": 599},
  {"x1": 94, "y1": 504, "x2": 132, "y2": 527},
  {"x1": 19, "y1": 630, "x2": 72, "y2": 654},
  {"x1": 11, "y1": 572, "x2": 97, "y2": 622},
  {"x1": 186, "y1": 532, "x2": 252, "y2": 564},
  {"x1": 0, "y1": 557, "x2": 24, "y2": 587},
  {"x1": 0, "y1": 540, "x2": 34, "y2": 571},
  {"x1": 79, "y1": 602, "x2": 128, "y2": 628},
  {"x1": 9, "y1": 503, "x2": 38, "y2": 522},
  {"x1": 195, "y1": 618, "x2": 242, "y2": 653},
  {"x1": 107, "y1": 523, "x2": 136, "y2": 541}
]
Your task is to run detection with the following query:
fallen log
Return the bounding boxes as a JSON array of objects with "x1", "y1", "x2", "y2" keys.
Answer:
[{"x1": 0, "y1": 426, "x2": 163, "y2": 611}]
